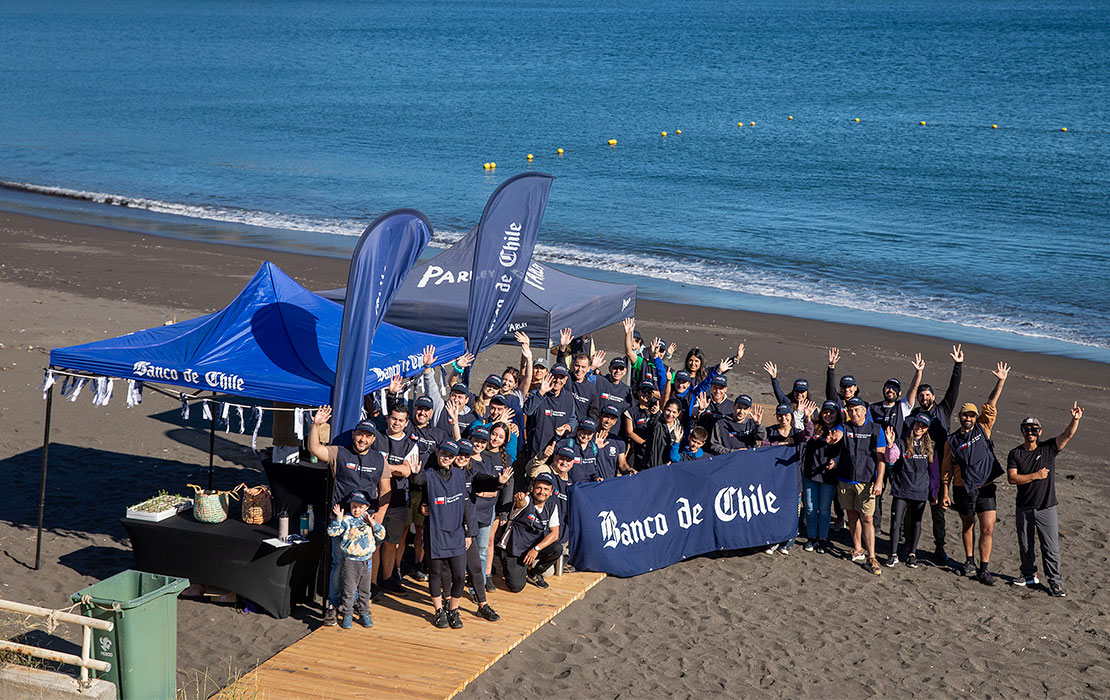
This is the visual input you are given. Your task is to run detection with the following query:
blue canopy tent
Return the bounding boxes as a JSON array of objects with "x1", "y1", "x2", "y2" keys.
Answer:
[
  {"x1": 320, "y1": 227, "x2": 638, "y2": 347},
  {"x1": 35, "y1": 261, "x2": 465, "y2": 568}
]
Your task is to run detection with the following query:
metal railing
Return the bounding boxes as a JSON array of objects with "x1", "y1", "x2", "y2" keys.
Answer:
[{"x1": 0, "y1": 599, "x2": 113, "y2": 687}]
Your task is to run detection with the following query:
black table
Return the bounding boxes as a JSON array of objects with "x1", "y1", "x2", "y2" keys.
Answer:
[{"x1": 121, "y1": 512, "x2": 322, "y2": 619}]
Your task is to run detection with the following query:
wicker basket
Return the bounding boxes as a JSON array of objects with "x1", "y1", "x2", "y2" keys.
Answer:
[
  {"x1": 240, "y1": 484, "x2": 273, "y2": 525},
  {"x1": 187, "y1": 484, "x2": 241, "y2": 524}
]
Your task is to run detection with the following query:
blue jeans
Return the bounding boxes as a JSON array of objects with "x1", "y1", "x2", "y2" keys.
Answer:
[
  {"x1": 476, "y1": 523, "x2": 492, "y2": 585},
  {"x1": 803, "y1": 479, "x2": 836, "y2": 540}
]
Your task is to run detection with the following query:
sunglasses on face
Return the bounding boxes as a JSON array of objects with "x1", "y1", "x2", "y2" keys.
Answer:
[{"x1": 1021, "y1": 426, "x2": 1040, "y2": 433}]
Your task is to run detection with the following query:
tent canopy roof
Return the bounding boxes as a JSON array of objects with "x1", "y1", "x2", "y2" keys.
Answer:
[{"x1": 49, "y1": 262, "x2": 465, "y2": 406}]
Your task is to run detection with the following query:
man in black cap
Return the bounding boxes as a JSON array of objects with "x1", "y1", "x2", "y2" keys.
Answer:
[
  {"x1": 1006, "y1": 403, "x2": 1082, "y2": 597},
  {"x1": 522, "y1": 363, "x2": 579, "y2": 462},
  {"x1": 915, "y1": 344, "x2": 965, "y2": 564},
  {"x1": 498, "y1": 473, "x2": 563, "y2": 592},
  {"x1": 378, "y1": 403, "x2": 421, "y2": 593},
  {"x1": 694, "y1": 374, "x2": 734, "y2": 435},
  {"x1": 705, "y1": 394, "x2": 763, "y2": 454},
  {"x1": 623, "y1": 380, "x2": 659, "y2": 469},
  {"x1": 868, "y1": 353, "x2": 926, "y2": 440},
  {"x1": 406, "y1": 394, "x2": 445, "y2": 581},
  {"x1": 435, "y1": 381, "x2": 477, "y2": 436},
  {"x1": 596, "y1": 356, "x2": 633, "y2": 420},
  {"x1": 595, "y1": 405, "x2": 630, "y2": 477},
  {"x1": 825, "y1": 347, "x2": 860, "y2": 416},
  {"x1": 940, "y1": 361, "x2": 1009, "y2": 585},
  {"x1": 308, "y1": 407, "x2": 392, "y2": 625},
  {"x1": 837, "y1": 396, "x2": 887, "y2": 575}
]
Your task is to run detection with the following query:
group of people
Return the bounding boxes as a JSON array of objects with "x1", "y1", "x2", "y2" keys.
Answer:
[{"x1": 307, "y1": 319, "x2": 1084, "y2": 630}]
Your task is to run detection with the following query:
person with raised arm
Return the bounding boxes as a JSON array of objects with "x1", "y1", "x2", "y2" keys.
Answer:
[
  {"x1": 913, "y1": 344, "x2": 964, "y2": 565},
  {"x1": 869, "y1": 353, "x2": 925, "y2": 440},
  {"x1": 940, "y1": 361, "x2": 1010, "y2": 585},
  {"x1": 763, "y1": 360, "x2": 810, "y2": 431},
  {"x1": 1006, "y1": 402, "x2": 1082, "y2": 597}
]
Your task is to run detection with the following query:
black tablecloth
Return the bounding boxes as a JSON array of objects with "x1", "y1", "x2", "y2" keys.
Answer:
[
  {"x1": 262, "y1": 459, "x2": 329, "y2": 534},
  {"x1": 121, "y1": 512, "x2": 322, "y2": 618}
]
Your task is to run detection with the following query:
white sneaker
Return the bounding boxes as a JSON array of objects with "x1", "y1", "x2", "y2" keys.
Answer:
[
  {"x1": 885, "y1": 554, "x2": 899, "y2": 568},
  {"x1": 1012, "y1": 575, "x2": 1040, "y2": 587},
  {"x1": 763, "y1": 544, "x2": 779, "y2": 555}
]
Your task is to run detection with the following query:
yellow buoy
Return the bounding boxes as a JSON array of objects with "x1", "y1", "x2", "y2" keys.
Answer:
[
  {"x1": 483, "y1": 162, "x2": 491, "y2": 170},
  {"x1": 749, "y1": 121, "x2": 755, "y2": 126},
  {"x1": 490, "y1": 162, "x2": 496, "y2": 168},
  {"x1": 737, "y1": 122, "x2": 743, "y2": 127},
  {"x1": 788, "y1": 115, "x2": 793, "y2": 120},
  {"x1": 661, "y1": 131, "x2": 667, "y2": 137},
  {"x1": 526, "y1": 154, "x2": 533, "y2": 161},
  {"x1": 676, "y1": 129, "x2": 682, "y2": 134},
  {"x1": 854, "y1": 117, "x2": 860, "y2": 122},
  {"x1": 992, "y1": 124, "x2": 998, "y2": 129},
  {"x1": 607, "y1": 139, "x2": 617, "y2": 146},
  {"x1": 1062, "y1": 127, "x2": 1068, "y2": 132},
  {"x1": 556, "y1": 148, "x2": 564, "y2": 155},
  {"x1": 920, "y1": 121, "x2": 926, "y2": 126}
]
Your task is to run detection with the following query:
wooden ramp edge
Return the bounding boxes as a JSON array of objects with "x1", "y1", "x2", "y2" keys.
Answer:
[{"x1": 215, "y1": 571, "x2": 606, "y2": 700}]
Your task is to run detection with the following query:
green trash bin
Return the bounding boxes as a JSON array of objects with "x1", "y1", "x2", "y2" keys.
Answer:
[{"x1": 71, "y1": 570, "x2": 189, "y2": 700}]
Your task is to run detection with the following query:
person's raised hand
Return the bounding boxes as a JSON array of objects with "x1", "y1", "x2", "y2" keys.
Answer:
[
  {"x1": 800, "y1": 398, "x2": 818, "y2": 416},
  {"x1": 828, "y1": 347, "x2": 840, "y2": 368},
  {"x1": 422, "y1": 344, "x2": 437, "y2": 369},
  {"x1": 718, "y1": 357, "x2": 735, "y2": 373},
  {"x1": 751, "y1": 404, "x2": 764, "y2": 424},
  {"x1": 911, "y1": 353, "x2": 925, "y2": 372},
  {"x1": 388, "y1": 374, "x2": 403, "y2": 394},
  {"x1": 539, "y1": 373, "x2": 553, "y2": 394},
  {"x1": 503, "y1": 407, "x2": 517, "y2": 424},
  {"x1": 313, "y1": 406, "x2": 332, "y2": 425},
  {"x1": 456, "y1": 352, "x2": 475, "y2": 369},
  {"x1": 950, "y1": 344, "x2": 964, "y2": 363},
  {"x1": 763, "y1": 361, "x2": 777, "y2": 378},
  {"x1": 499, "y1": 466, "x2": 514, "y2": 484},
  {"x1": 735, "y1": 343, "x2": 745, "y2": 361},
  {"x1": 884, "y1": 426, "x2": 896, "y2": 446},
  {"x1": 332, "y1": 503, "x2": 342, "y2": 519},
  {"x1": 993, "y1": 361, "x2": 1010, "y2": 381},
  {"x1": 444, "y1": 400, "x2": 458, "y2": 418},
  {"x1": 666, "y1": 342, "x2": 678, "y2": 357},
  {"x1": 652, "y1": 337, "x2": 664, "y2": 359},
  {"x1": 695, "y1": 392, "x2": 710, "y2": 412},
  {"x1": 559, "y1": 327, "x2": 573, "y2": 347},
  {"x1": 591, "y1": 349, "x2": 606, "y2": 370},
  {"x1": 1071, "y1": 402, "x2": 1084, "y2": 421},
  {"x1": 514, "y1": 491, "x2": 528, "y2": 509},
  {"x1": 555, "y1": 423, "x2": 572, "y2": 436},
  {"x1": 543, "y1": 442, "x2": 555, "y2": 459},
  {"x1": 622, "y1": 317, "x2": 635, "y2": 336}
]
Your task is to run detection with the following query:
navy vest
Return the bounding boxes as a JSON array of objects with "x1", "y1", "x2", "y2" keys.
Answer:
[
  {"x1": 838, "y1": 421, "x2": 883, "y2": 484},
  {"x1": 508, "y1": 497, "x2": 557, "y2": 557},
  {"x1": 332, "y1": 445, "x2": 385, "y2": 507},
  {"x1": 424, "y1": 467, "x2": 470, "y2": 558},
  {"x1": 946, "y1": 425, "x2": 995, "y2": 489},
  {"x1": 890, "y1": 438, "x2": 931, "y2": 501}
]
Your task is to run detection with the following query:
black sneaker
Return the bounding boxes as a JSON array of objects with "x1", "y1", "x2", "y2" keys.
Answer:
[
  {"x1": 815, "y1": 539, "x2": 828, "y2": 555},
  {"x1": 478, "y1": 604, "x2": 500, "y2": 622},
  {"x1": 447, "y1": 607, "x2": 463, "y2": 629},
  {"x1": 382, "y1": 576, "x2": 406, "y2": 595},
  {"x1": 933, "y1": 546, "x2": 950, "y2": 565},
  {"x1": 370, "y1": 583, "x2": 383, "y2": 601},
  {"x1": 1049, "y1": 583, "x2": 1067, "y2": 598},
  {"x1": 484, "y1": 577, "x2": 497, "y2": 593},
  {"x1": 953, "y1": 558, "x2": 971, "y2": 576},
  {"x1": 976, "y1": 568, "x2": 997, "y2": 586},
  {"x1": 432, "y1": 608, "x2": 449, "y2": 628},
  {"x1": 323, "y1": 605, "x2": 338, "y2": 627},
  {"x1": 906, "y1": 554, "x2": 918, "y2": 568},
  {"x1": 528, "y1": 572, "x2": 549, "y2": 589},
  {"x1": 409, "y1": 569, "x2": 429, "y2": 583}
]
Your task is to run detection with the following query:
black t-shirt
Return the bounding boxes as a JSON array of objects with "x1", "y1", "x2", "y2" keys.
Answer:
[{"x1": 1007, "y1": 438, "x2": 1059, "y2": 510}]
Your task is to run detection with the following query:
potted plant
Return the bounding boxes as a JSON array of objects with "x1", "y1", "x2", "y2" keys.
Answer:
[{"x1": 126, "y1": 490, "x2": 193, "y2": 522}]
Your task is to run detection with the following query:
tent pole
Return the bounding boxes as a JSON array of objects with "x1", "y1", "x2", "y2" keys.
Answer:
[
  {"x1": 208, "y1": 412, "x2": 215, "y2": 491},
  {"x1": 34, "y1": 385, "x2": 54, "y2": 571}
]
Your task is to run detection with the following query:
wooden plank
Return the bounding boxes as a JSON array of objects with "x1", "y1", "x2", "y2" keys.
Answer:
[{"x1": 215, "y1": 571, "x2": 605, "y2": 700}]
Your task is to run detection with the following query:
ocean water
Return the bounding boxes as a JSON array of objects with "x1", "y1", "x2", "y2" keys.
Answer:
[{"x1": 1, "y1": 0, "x2": 1108, "y2": 361}]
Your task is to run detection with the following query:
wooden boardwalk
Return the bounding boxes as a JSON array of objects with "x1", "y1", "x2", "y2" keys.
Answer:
[{"x1": 217, "y1": 571, "x2": 606, "y2": 700}]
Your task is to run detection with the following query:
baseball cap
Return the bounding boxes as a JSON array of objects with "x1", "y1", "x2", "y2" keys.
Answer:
[
  {"x1": 438, "y1": 440, "x2": 460, "y2": 455},
  {"x1": 533, "y1": 472, "x2": 554, "y2": 486},
  {"x1": 414, "y1": 396, "x2": 434, "y2": 410},
  {"x1": 711, "y1": 376, "x2": 728, "y2": 388},
  {"x1": 551, "y1": 364, "x2": 570, "y2": 377},
  {"x1": 346, "y1": 491, "x2": 372, "y2": 506},
  {"x1": 846, "y1": 397, "x2": 867, "y2": 408},
  {"x1": 450, "y1": 382, "x2": 469, "y2": 395},
  {"x1": 468, "y1": 425, "x2": 490, "y2": 442},
  {"x1": 638, "y1": 380, "x2": 655, "y2": 392},
  {"x1": 735, "y1": 394, "x2": 753, "y2": 408},
  {"x1": 353, "y1": 420, "x2": 377, "y2": 434},
  {"x1": 484, "y1": 374, "x2": 504, "y2": 389},
  {"x1": 839, "y1": 375, "x2": 857, "y2": 388},
  {"x1": 456, "y1": 439, "x2": 475, "y2": 455},
  {"x1": 960, "y1": 403, "x2": 979, "y2": 416},
  {"x1": 609, "y1": 356, "x2": 627, "y2": 370},
  {"x1": 820, "y1": 400, "x2": 839, "y2": 413},
  {"x1": 554, "y1": 445, "x2": 576, "y2": 460},
  {"x1": 793, "y1": 378, "x2": 809, "y2": 392},
  {"x1": 910, "y1": 413, "x2": 932, "y2": 428},
  {"x1": 490, "y1": 394, "x2": 508, "y2": 407},
  {"x1": 632, "y1": 329, "x2": 643, "y2": 341},
  {"x1": 1021, "y1": 416, "x2": 1041, "y2": 428},
  {"x1": 601, "y1": 405, "x2": 621, "y2": 418},
  {"x1": 578, "y1": 418, "x2": 598, "y2": 433},
  {"x1": 884, "y1": 378, "x2": 902, "y2": 391},
  {"x1": 775, "y1": 403, "x2": 793, "y2": 416},
  {"x1": 674, "y1": 370, "x2": 692, "y2": 383}
]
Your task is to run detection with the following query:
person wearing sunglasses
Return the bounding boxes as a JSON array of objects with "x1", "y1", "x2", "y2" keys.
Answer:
[{"x1": 1006, "y1": 403, "x2": 1083, "y2": 598}]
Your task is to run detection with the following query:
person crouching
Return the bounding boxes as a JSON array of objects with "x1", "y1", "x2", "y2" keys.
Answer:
[
  {"x1": 326, "y1": 491, "x2": 387, "y2": 629},
  {"x1": 498, "y1": 473, "x2": 563, "y2": 592}
]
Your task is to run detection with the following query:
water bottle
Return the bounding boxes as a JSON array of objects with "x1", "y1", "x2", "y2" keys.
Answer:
[
  {"x1": 306, "y1": 504, "x2": 315, "y2": 532},
  {"x1": 298, "y1": 512, "x2": 309, "y2": 537},
  {"x1": 277, "y1": 512, "x2": 289, "y2": 542}
]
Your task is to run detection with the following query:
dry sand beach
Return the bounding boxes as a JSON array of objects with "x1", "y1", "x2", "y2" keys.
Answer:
[{"x1": 1, "y1": 211, "x2": 1108, "y2": 699}]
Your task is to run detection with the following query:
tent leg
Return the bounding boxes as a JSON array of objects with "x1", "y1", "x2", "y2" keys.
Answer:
[
  {"x1": 34, "y1": 386, "x2": 54, "y2": 571},
  {"x1": 208, "y1": 413, "x2": 216, "y2": 491}
]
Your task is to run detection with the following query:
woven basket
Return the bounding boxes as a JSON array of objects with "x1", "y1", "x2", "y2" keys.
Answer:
[
  {"x1": 240, "y1": 484, "x2": 272, "y2": 525},
  {"x1": 188, "y1": 484, "x2": 241, "y2": 524}
]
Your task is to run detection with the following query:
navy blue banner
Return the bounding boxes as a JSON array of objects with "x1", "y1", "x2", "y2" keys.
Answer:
[
  {"x1": 466, "y1": 172, "x2": 554, "y2": 354},
  {"x1": 567, "y1": 446, "x2": 800, "y2": 577},
  {"x1": 331, "y1": 209, "x2": 432, "y2": 435}
]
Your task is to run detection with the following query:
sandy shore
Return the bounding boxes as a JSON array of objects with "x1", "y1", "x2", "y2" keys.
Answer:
[{"x1": 1, "y1": 210, "x2": 1107, "y2": 699}]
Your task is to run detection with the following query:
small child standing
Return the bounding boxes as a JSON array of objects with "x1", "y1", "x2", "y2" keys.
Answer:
[{"x1": 326, "y1": 491, "x2": 386, "y2": 629}]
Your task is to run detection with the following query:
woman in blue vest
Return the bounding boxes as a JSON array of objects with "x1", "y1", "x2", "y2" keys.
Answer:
[
  {"x1": 461, "y1": 429, "x2": 513, "y2": 620},
  {"x1": 410, "y1": 440, "x2": 477, "y2": 629},
  {"x1": 884, "y1": 413, "x2": 939, "y2": 569}
]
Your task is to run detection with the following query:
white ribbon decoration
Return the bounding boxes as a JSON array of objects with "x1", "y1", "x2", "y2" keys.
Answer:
[
  {"x1": 235, "y1": 405, "x2": 245, "y2": 434},
  {"x1": 68, "y1": 377, "x2": 88, "y2": 403},
  {"x1": 201, "y1": 399, "x2": 212, "y2": 421},
  {"x1": 251, "y1": 407, "x2": 263, "y2": 451},
  {"x1": 180, "y1": 394, "x2": 191, "y2": 420},
  {"x1": 40, "y1": 370, "x2": 56, "y2": 400},
  {"x1": 221, "y1": 402, "x2": 231, "y2": 433},
  {"x1": 126, "y1": 380, "x2": 143, "y2": 408},
  {"x1": 293, "y1": 407, "x2": 305, "y2": 441}
]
